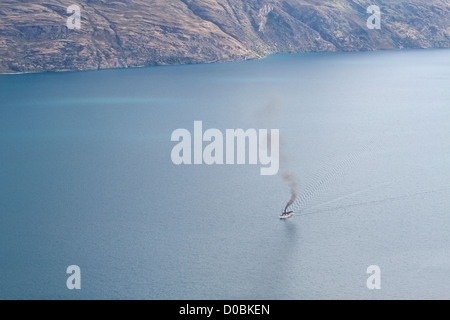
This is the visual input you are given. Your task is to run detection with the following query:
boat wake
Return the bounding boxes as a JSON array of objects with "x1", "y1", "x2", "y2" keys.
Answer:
[{"x1": 296, "y1": 185, "x2": 450, "y2": 217}]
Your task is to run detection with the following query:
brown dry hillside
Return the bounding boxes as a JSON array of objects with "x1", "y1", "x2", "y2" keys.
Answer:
[{"x1": 0, "y1": 0, "x2": 449, "y2": 73}]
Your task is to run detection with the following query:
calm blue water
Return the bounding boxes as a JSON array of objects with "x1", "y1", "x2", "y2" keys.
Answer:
[{"x1": 1, "y1": 49, "x2": 449, "y2": 299}]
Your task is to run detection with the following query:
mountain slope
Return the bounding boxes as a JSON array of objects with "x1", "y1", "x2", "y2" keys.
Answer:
[{"x1": 0, "y1": 0, "x2": 449, "y2": 73}]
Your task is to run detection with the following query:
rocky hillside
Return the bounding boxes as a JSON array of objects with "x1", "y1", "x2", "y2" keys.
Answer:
[{"x1": 0, "y1": 0, "x2": 449, "y2": 73}]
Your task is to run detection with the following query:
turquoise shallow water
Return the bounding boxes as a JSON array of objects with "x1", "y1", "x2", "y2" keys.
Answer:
[{"x1": 1, "y1": 49, "x2": 449, "y2": 299}]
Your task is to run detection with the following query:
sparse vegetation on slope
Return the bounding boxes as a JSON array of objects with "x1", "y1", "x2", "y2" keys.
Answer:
[{"x1": 0, "y1": 0, "x2": 449, "y2": 73}]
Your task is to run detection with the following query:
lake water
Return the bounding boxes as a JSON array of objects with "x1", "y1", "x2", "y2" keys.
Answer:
[{"x1": 1, "y1": 49, "x2": 449, "y2": 299}]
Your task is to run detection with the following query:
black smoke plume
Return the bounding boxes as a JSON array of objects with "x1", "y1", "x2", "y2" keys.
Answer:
[
  {"x1": 256, "y1": 97, "x2": 299, "y2": 213},
  {"x1": 283, "y1": 171, "x2": 298, "y2": 212}
]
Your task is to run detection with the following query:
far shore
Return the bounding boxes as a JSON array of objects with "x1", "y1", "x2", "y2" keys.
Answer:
[{"x1": 1, "y1": 47, "x2": 448, "y2": 76}]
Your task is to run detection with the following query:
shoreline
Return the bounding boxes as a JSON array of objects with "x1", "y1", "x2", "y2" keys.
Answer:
[{"x1": 1, "y1": 47, "x2": 449, "y2": 76}]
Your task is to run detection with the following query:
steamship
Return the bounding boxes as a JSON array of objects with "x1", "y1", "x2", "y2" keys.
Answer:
[{"x1": 280, "y1": 210, "x2": 294, "y2": 220}]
